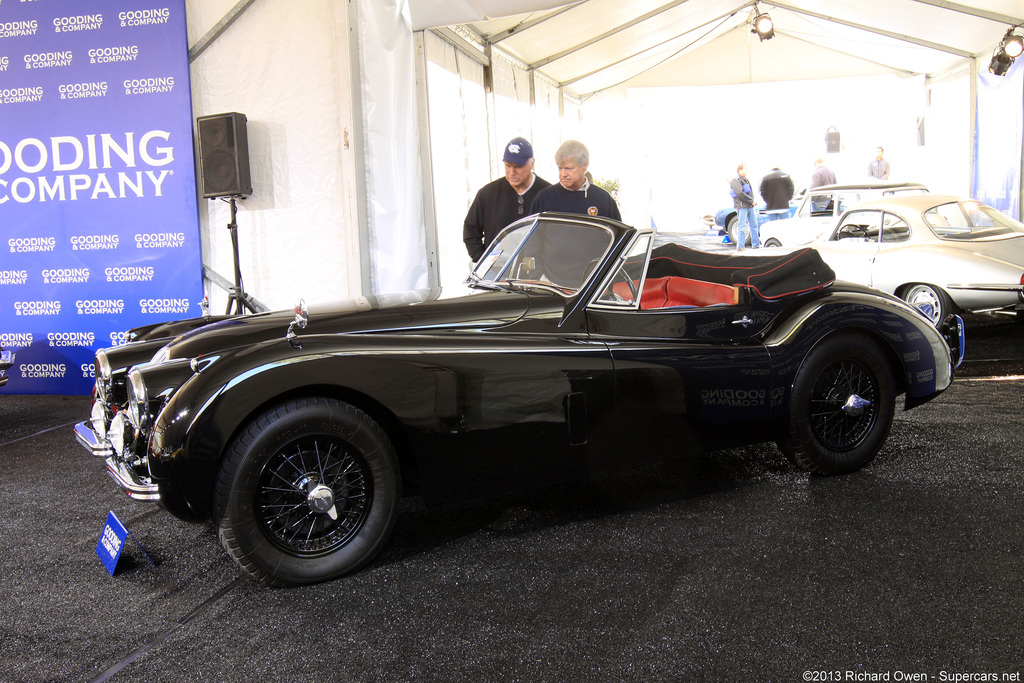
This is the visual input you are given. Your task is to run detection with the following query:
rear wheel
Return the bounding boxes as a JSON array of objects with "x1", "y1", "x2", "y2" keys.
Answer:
[
  {"x1": 726, "y1": 215, "x2": 751, "y2": 246},
  {"x1": 215, "y1": 397, "x2": 400, "y2": 586},
  {"x1": 779, "y1": 333, "x2": 895, "y2": 474},
  {"x1": 764, "y1": 237, "x2": 782, "y2": 248},
  {"x1": 900, "y1": 284, "x2": 950, "y2": 326}
]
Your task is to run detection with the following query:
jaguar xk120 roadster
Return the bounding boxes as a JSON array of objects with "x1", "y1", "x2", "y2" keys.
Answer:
[{"x1": 75, "y1": 212, "x2": 964, "y2": 586}]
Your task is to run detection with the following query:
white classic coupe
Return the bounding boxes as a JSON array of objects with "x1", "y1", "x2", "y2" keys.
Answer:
[{"x1": 808, "y1": 194, "x2": 1024, "y2": 325}]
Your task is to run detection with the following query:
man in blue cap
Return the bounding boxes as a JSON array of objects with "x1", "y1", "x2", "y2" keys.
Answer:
[{"x1": 463, "y1": 136, "x2": 551, "y2": 261}]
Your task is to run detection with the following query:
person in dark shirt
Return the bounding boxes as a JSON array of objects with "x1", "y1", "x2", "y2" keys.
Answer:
[
  {"x1": 463, "y1": 137, "x2": 551, "y2": 262},
  {"x1": 810, "y1": 157, "x2": 837, "y2": 188},
  {"x1": 759, "y1": 167, "x2": 795, "y2": 221},
  {"x1": 531, "y1": 140, "x2": 621, "y2": 221}
]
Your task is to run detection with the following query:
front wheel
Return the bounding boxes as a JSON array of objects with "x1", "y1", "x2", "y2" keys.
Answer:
[
  {"x1": 726, "y1": 215, "x2": 746, "y2": 246},
  {"x1": 779, "y1": 333, "x2": 895, "y2": 475},
  {"x1": 764, "y1": 237, "x2": 782, "y2": 248},
  {"x1": 214, "y1": 397, "x2": 400, "y2": 586},
  {"x1": 900, "y1": 284, "x2": 950, "y2": 326}
]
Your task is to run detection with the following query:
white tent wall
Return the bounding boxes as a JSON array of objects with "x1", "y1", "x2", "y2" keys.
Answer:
[
  {"x1": 489, "y1": 55, "x2": 535, "y2": 167},
  {"x1": 925, "y1": 71, "x2": 973, "y2": 196},
  {"x1": 357, "y1": 1, "x2": 429, "y2": 295},
  {"x1": 531, "y1": 76, "x2": 573, "y2": 179},
  {"x1": 423, "y1": 31, "x2": 489, "y2": 288},
  {"x1": 186, "y1": 0, "x2": 364, "y2": 311},
  {"x1": 187, "y1": 0, "x2": 430, "y2": 310}
]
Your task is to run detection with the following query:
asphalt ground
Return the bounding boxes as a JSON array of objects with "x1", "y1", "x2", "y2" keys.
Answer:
[{"x1": 2, "y1": 229, "x2": 1023, "y2": 682}]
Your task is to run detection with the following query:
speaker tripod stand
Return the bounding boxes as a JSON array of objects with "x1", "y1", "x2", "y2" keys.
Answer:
[{"x1": 222, "y1": 195, "x2": 258, "y2": 315}]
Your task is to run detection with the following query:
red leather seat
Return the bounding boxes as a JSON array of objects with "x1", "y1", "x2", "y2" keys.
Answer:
[
  {"x1": 665, "y1": 277, "x2": 738, "y2": 307},
  {"x1": 614, "y1": 276, "x2": 738, "y2": 309}
]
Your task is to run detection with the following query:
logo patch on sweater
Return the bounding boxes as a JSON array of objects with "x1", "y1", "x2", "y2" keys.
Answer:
[{"x1": 587, "y1": 206, "x2": 598, "y2": 216}]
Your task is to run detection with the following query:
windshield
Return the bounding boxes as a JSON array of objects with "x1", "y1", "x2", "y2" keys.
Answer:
[
  {"x1": 923, "y1": 201, "x2": 1024, "y2": 240},
  {"x1": 470, "y1": 218, "x2": 615, "y2": 295}
]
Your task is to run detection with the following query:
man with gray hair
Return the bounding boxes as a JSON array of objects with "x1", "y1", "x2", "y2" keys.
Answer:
[{"x1": 531, "y1": 140, "x2": 621, "y2": 221}]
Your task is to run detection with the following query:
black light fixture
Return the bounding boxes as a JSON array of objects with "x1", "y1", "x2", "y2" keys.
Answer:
[
  {"x1": 751, "y1": 3, "x2": 774, "y2": 42},
  {"x1": 989, "y1": 28, "x2": 1024, "y2": 76}
]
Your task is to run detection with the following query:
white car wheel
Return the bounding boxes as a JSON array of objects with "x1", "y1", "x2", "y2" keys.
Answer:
[{"x1": 901, "y1": 284, "x2": 949, "y2": 326}]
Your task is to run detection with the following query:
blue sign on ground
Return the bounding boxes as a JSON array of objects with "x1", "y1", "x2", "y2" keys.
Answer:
[{"x1": 95, "y1": 510, "x2": 129, "y2": 575}]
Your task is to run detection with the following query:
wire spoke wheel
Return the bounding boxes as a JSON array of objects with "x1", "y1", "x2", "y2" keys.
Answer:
[
  {"x1": 807, "y1": 358, "x2": 878, "y2": 451},
  {"x1": 216, "y1": 397, "x2": 400, "y2": 586},
  {"x1": 256, "y1": 435, "x2": 372, "y2": 556},
  {"x1": 780, "y1": 333, "x2": 895, "y2": 475}
]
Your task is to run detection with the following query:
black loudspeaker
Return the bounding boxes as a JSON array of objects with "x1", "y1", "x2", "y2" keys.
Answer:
[
  {"x1": 825, "y1": 126, "x2": 841, "y2": 153},
  {"x1": 197, "y1": 112, "x2": 252, "y2": 198}
]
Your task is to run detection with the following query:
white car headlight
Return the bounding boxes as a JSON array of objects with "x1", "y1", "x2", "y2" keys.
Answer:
[
  {"x1": 126, "y1": 368, "x2": 150, "y2": 429},
  {"x1": 108, "y1": 412, "x2": 130, "y2": 458},
  {"x1": 95, "y1": 350, "x2": 113, "y2": 402}
]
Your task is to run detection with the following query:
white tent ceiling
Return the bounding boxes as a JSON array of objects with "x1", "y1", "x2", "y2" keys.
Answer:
[{"x1": 409, "y1": 0, "x2": 1024, "y2": 94}]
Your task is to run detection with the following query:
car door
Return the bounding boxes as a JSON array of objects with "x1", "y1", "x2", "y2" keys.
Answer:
[
  {"x1": 791, "y1": 190, "x2": 843, "y2": 243},
  {"x1": 816, "y1": 209, "x2": 883, "y2": 287},
  {"x1": 862, "y1": 211, "x2": 914, "y2": 295},
  {"x1": 585, "y1": 290, "x2": 774, "y2": 469}
]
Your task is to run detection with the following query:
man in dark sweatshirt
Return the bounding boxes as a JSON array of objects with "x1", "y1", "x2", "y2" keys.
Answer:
[
  {"x1": 759, "y1": 166, "x2": 795, "y2": 222},
  {"x1": 531, "y1": 139, "x2": 620, "y2": 221},
  {"x1": 463, "y1": 136, "x2": 551, "y2": 262}
]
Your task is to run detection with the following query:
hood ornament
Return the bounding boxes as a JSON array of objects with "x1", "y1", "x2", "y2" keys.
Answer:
[{"x1": 286, "y1": 298, "x2": 308, "y2": 347}]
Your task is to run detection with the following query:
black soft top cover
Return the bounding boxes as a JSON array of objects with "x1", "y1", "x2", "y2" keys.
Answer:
[{"x1": 645, "y1": 244, "x2": 836, "y2": 300}]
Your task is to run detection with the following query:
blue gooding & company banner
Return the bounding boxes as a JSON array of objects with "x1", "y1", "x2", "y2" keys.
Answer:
[{"x1": 0, "y1": 0, "x2": 203, "y2": 394}]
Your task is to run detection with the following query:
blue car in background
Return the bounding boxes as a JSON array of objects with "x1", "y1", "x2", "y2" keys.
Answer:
[{"x1": 704, "y1": 192, "x2": 802, "y2": 246}]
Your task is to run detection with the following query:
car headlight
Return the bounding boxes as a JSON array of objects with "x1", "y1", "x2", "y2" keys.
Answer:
[
  {"x1": 126, "y1": 368, "x2": 150, "y2": 429},
  {"x1": 108, "y1": 412, "x2": 132, "y2": 458},
  {"x1": 90, "y1": 400, "x2": 110, "y2": 439},
  {"x1": 95, "y1": 349, "x2": 113, "y2": 402},
  {"x1": 96, "y1": 349, "x2": 112, "y2": 380}
]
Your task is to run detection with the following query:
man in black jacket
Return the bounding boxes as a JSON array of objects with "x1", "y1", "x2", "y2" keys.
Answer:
[
  {"x1": 759, "y1": 167, "x2": 795, "y2": 222},
  {"x1": 463, "y1": 137, "x2": 551, "y2": 262}
]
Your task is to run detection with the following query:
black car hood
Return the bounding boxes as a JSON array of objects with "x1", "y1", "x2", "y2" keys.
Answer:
[{"x1": 162, "y1": 286, "x2": 543, "y2": 360}]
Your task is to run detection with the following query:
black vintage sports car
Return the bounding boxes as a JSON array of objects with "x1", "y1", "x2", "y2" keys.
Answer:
[{"x1": 75, "y1": 213, "x2": 964, "y2": 586}]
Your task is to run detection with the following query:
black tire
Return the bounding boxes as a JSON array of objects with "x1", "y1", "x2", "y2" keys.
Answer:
[
  {"x1": 764, "y1": 237, "x2": 782, "y2": 248},
  {"x1": 214, "y1": 397, "x2": 400, "y2": 586},
  {"x1": 900, "y1": 284, "x2": 950, "y2": 327},
  {"x1": 780, "y1": 333, "x2": 895, "y2": 475}
]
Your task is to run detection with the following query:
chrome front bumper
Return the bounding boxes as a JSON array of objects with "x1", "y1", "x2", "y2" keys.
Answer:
[
  {"x1": 74, "y1": 420, "x2": 113, "y2": 457},
  {"x1": 74, "y1": 420, "x2": 160, "y2": 501}
]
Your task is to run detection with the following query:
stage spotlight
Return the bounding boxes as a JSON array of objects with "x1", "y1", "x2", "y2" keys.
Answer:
[
  {"x1": 1003, "y1": 32, "x2": 1024, "y2": 58},
  {"x1": 751, "y1": 5, "x2": 774, "y2": 42},
  {"x1": 989, "y1": 28, "x2": 1023, "y2": 76}
]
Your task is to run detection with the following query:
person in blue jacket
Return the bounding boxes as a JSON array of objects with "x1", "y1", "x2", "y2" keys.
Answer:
[{"x1": 729, "y1": 163, "x2": 760, "y2": 250}]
